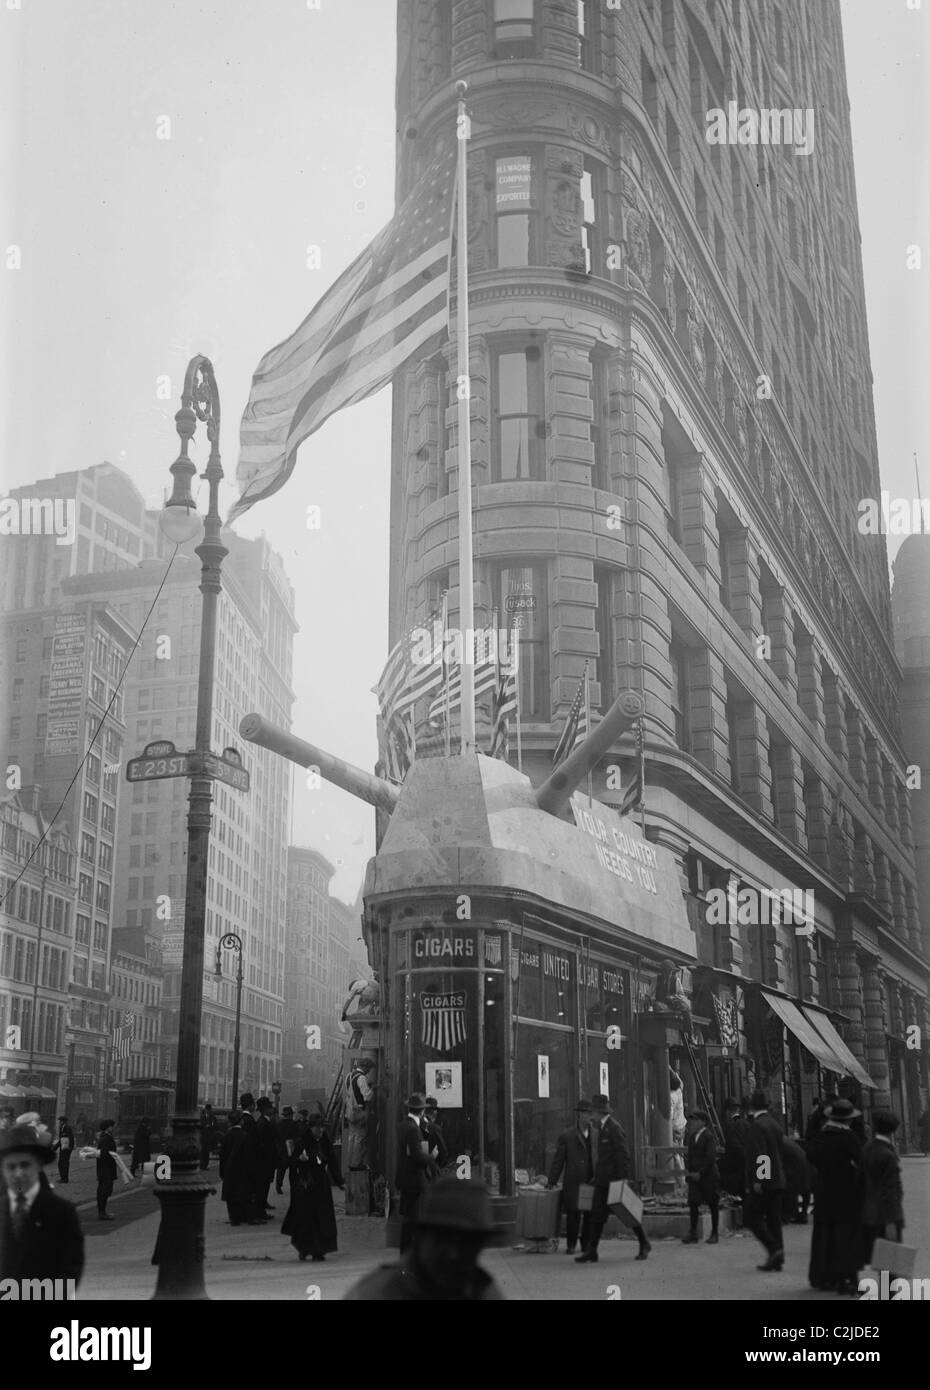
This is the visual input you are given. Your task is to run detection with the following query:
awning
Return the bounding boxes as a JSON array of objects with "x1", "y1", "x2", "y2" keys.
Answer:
[
  {"x1": 762, "y1": 991, "x2": 848, "y2": 1074},
  {"x1": 0, "y1": 1083, "x2": 26, "y2": 1098},
  {"x1": 21, "y1": 1086, "x2": 57, "y2": 1099},
  {"x1": 801, "y1": 1007, "x2": 876, "y2": 1090}
]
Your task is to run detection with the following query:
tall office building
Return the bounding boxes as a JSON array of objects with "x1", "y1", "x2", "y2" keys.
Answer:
[
  {"x1": 1, "y1": 461, "x2": 297, "y2": 1112},
  {"x1": 385, "y1": 0, "x2": 928, "y2": 1144},
  {"x1": 283, "y1": 846, "x2": 364, "y2": 1111},
  {"x1": 95, "y1": 530, "x2": 297, "y2": 1106}
]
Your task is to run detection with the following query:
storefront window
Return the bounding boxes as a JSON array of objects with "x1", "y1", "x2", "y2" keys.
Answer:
[
  {"x1": 512, "y1": 938, "x2": 577, "y2": 1180},
  {"x1": 583, "y1": 956, "x2": 634, "y2": 1155}
]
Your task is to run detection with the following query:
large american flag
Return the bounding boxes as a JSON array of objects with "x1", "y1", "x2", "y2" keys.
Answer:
[
  {"x1": 231, "y1": 146, "x2": 457, "y2": 522},
  {"x1": 113, "y1": 1011, "x2": 135, "y2": 1062}
]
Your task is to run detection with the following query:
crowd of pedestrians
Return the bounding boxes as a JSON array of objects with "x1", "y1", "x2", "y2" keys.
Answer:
[{"x1": 685, "y1": 1090, "x2": 909, "y2": 1294}]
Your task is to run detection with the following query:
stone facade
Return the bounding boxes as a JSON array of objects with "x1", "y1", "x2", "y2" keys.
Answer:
[{"x1": 386, "y1": 1, "x2": 928, "y2": 1139}]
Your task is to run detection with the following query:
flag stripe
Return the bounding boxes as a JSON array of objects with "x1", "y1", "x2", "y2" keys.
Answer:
[{"x1": 231, "y1": 148, "x2": 456, "y2": 523}]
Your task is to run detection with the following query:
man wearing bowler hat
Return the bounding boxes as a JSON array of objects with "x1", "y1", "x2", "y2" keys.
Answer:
[
  {"x1": 396, "y1": 1093, "x2": 440, "y2": 1251},
  {"x1": 545, "y1": 1099, "x2": 595, "y2": 1255},
  {"x1": 0, "y1": 1119, "x2": 84, "y2": 1288},
  {"x1": 344, "y1": 1177, "x2": 504, "y2": 1300},
  {"x1": 576, "y1": 1094, "x2": 651, "y2": 1263}
]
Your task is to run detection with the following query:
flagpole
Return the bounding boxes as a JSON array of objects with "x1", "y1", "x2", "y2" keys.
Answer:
[
  {"x1": 454, "y1": 80, "x2": 476, "y2": 755},
  {"x1": 638, "y1": 719, "x2": 647, "y2": 836},
  {"x1": 514, "y1": 628, "x2": 523, "y2": 774},
  {"x1": 441, "y1": 590, "x2": 452, "y2": 758},
  {"x1": 584, "y1": 664, "x2": 593, "y2": 804}
]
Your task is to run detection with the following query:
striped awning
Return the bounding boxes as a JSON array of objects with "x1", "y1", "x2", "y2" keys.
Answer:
[
  {"x1": 762, "y1": 991, "x2": 848, "y2": 1074},
  {"x1": 801, "y1": 1007, "x2": 876, "y2": 1090}
]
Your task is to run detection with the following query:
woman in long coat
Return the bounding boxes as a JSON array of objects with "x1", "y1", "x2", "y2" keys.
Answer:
[
  {"x1": 807, "y1": 1099, "x2": 864, "y2": 1294},
  {"x1": 281, "y1": 1114, "x2": 343, "y2": 1261}
]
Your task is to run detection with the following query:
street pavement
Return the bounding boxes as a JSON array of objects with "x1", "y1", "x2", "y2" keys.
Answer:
[{"x1": 59, "y1": 1156, "x2": 929, "y2": 1302}]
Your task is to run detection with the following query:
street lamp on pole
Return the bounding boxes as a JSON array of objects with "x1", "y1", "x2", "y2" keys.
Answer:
[
  {"x1": 151, "y1": 355, "x2": 227, "y2": 1300},
  {"x1": 214, "y1": 933, "x2": 243, "y2": 1111}
]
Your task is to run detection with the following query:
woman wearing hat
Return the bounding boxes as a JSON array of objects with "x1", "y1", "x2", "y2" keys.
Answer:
[
  {"x1": 0, "y1": 1120, "x2": 84, "y2": 1286},
  {"x1": 281, "y1": 1114, "x2": 344, "y2": 1261},
  {"x1": 807, "y1": 1097, "x2": 864, "y2": 1293}
]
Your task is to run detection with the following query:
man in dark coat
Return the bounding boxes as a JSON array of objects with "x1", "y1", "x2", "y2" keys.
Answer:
[
  {"x1": 860, "y1": 1110, "x2": 904, "y2": 1267},
  {"x1": 275, "y1": 1107, "x2": 298, "y2": 1194},
  {"x1": 281, "y1": 1114, "x2": 344, "y2": 1260},
  {"x1": 254, "y1": 1097, "x2": 279, "y2": 1215},
  {"x1": 807, "y1": 1097, "x2": 864, "y2": 1293},
  {"x1": 720, "y1": 1097, "x2": 749, "y2": 1199},
  {"x1": 200, "y1": 1104, "x2": 218, "y2": 1171},
  {"x1": 682, "y1": 1110, "x2": 720, "y2": 1244},
  {"x1": 421, "y1": 1098, "x2": 449, "y2": 1169},
  {"x1": 0, "y1": 1123, "x2": 84, "y2": 1289},
  {"x1": 781, "y1": 1134, "x2": 813, "y2": 1224},
  {"x1": 52, "y1": 1116, "x2": 75, "y2": 1184},
  {"x1": 743, "y1": 1090, "x2": 786, "y2": 1271},
  {"x1": 396, "y1": 1093, "x2": 439, "y2": 1252},
  {"x1": 219, "y1": 1111, "x2": 259, "y2": 1226},
  {"x1": 344, "y1": 1178, "x2": 504, "y2": 1301},
  {"x1": 546, "y1": 1099, "x2": 595, "y2": 1255},
  {"x1": 130, "y1": 1117, "x2": 152, "y2": 1177},
  {"x1": 95, "y1": 1119, "x2": 118, "y2": 1221},
  {"x1": 805, "y1": 1096, "x2": 827, "y2": 1147},
  {"x1": 575, "y1": 1094, "x2": 650, "y2": 1263}
]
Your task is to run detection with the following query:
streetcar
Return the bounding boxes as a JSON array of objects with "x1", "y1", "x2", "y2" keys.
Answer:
[{"x1": 114, "y1": 1077, "x2": 175, "y2": 1151}]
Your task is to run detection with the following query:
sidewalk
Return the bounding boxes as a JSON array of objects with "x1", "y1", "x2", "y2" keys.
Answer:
[{"x1": 71, "y1": 1157, "x2": 928, "y2": 1301}]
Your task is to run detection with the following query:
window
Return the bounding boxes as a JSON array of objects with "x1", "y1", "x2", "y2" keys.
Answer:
[
  {"x1": 590, "y1": 348, "x2": 610, "y2": 489},
  {"x1": 491, "y1": 563, "x2": 549, "y2": 720},
  {"x1": 576, "y1": 0, "x2": 598, "y2": 74},
  {"x1": 15, "y1": 638, "x2": 27, "y2": 662},
  {"x1": 493, "y1": 153, "x2": 535, "y2": 267},
  {"x1": 101, "y1": 803, "x2": 115, "y2": 834},
  {"x1": 98, "y1": 841, "x2": 113, "y2": 871},
  {"x1": 580, "y1": 161, "x2": 601, "y2": 275},
  {"x1": 669, "y1": 639, "x2": 692, "y2": 751},
  {"x1": 86, "y1": 751, "x2": 101, "y2": 785},
  {"x1": 595, "y1": 567, "x2": 616, "y2": 711},
  {"x1": 726, "y1": 684, "x2": 750, "y2": 794},
  {"x1": 493, "y1": 0, "x2": 535, "y2": 59},
  {"x1": 81, "y1": 832, "x2": 96, "y2": 863},
  {"x1": 95, "y1": 881, "x2": 110, "y2": 912},
  {"x1": 12, "y1": 678, "x2": 23, "y2": 702},
  {"x1": 93, "y1": 920, "x2": 108, "y2": 951},
  {"x1": 8, "y1": 717, "x2": 21, "y2": 741},
  {"x1": 78, "y1": 874, "x2": 93, "y2": 904},
  {"x1": 76, "y1": 914, "x2": 90, "y2": 945},
  {"x1": 492, "y1": 344, "x2": 545, "y2": 481},
  {"x1": 82, "y1": 792, "x2": 98, "y2": 823}
]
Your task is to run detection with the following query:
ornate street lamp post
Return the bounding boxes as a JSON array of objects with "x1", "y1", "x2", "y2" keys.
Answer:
[
  {"x1": 214, "y1": 932, "x2": 243, "y2": 1110},
  {"x1": 151, "y1": 355, "x2": 227, "y2": 1299}
]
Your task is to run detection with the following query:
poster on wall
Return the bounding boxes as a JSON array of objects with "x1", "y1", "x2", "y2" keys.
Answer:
[
  {"x1": 424, "y1": 1060, "x2": 462, "y2": 1108},
  {"x1": 599, "y1": 1062, "x2": 610, "y2": 1097},
  {"x1": 537, "y1": 1054, "x2": 550, "y2": 1099}
]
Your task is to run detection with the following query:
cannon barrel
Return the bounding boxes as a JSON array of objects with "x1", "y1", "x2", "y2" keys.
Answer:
[
  {"x1": 534, "y1": 690, "x2": 645, "y2": 817},
  {"x1": 239, "y1": 713, "x2": 399, "y2": 816}
]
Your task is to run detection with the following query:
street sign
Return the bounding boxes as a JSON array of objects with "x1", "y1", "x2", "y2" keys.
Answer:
[
  {"x1": 271, "y1": 1081, "x2": 282, "y2": 1095},
  {"x1": 202, "y1": 747, "x2": 250, "y2": 793},
  {"x1": 69, "y1": 1073, "x2": 94, "y2": 1087},
  {"x1": 126, "y1": 740, "x2": 192, "y2": 782},
  {"x1": 126, "y1": 740, "x2": 250, "y2": 792}
]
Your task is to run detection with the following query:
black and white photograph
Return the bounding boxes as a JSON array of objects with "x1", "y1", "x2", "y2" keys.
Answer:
[{"x1": 0, "y1": 0, "x2": 928, "y2": 1353}]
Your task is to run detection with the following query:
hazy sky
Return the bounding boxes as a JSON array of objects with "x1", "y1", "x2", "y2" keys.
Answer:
[{"x1": 1, "y1": 1, "x2": 927, "y2": 902}]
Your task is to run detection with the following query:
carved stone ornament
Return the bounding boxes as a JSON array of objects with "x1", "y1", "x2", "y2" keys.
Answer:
[
  {"x1": 475, "y1": 98, "x2": 559, "y2": 131},
  {"x1": 662, "y1": 264, "x2": 677, "y2": 333},
  {"x1": 548, "y1": 174, "x2": 580, "y2": 238},
  {"x1": 686, "y1": 297, "x2": 705, "y2": 379}
]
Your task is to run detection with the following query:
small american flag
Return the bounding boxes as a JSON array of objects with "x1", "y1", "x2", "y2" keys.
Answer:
[
  {"x1": 231, "y1": 146, "x2": 456, "y2": 522},
  {"x1": 552, "y1": 665, "x2": 589, "y2": 767},
  {"x1": 619, "y1": 718, "x2": 646, "y2": 817},
  {"x1": 113, "y1": 1011, "x2": 135, "y2": 1061},
  {"x1": 489, "y1": 661, "x2": 517, "y2": 761}
]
